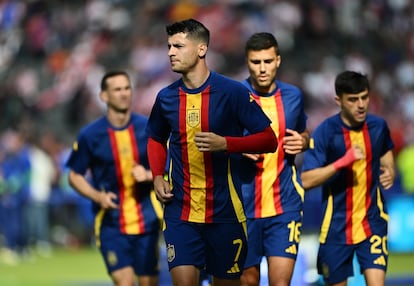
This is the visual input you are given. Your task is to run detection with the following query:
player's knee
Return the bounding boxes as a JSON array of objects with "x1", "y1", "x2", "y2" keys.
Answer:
[{"x1": 240, "y1": 267, "x2": 260, "y2": 286}]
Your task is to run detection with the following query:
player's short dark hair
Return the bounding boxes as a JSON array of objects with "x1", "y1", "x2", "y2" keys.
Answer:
[
  {"x1": 166, "y1": 18, "x2": 210, "y2": 46},
  {"x1": 100, "y1": 70, "x2": 130, "y2": 91},
  {"x1": 335, "y1": 71, "x2": 370, "y2": 97},
  {"x1": 245, "y1": 32, "x2": 279, "y2": 55}
]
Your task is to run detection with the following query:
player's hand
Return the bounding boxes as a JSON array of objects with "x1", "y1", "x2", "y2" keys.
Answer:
[
  {"x1": 379, "y1": 165, "x2": 394, "y2": 190},
  {"x1": 352, "y1": 145, "x2": 365, "y2": 160},
  {"x1": 153, "y1": 175, "x2": 173, "y2": 203},
  {"x1": 333, "y1": 145, "x2": 365, "y2": 170},
  {"x1": 132, "y1": 163, "x2": 151, "y2": 182},
  {"x1": 283, "y1": 129, "x2": 305, "y2": 155},
  {"x1": 242, "y1": 153, "x2": 261, "y2": 161},
  {"x1": 194, "y1": 132, "x2": 227, "y2": 152},
  {"x1": 98, "y1": 191, "x2": 118, "y2": 209},
  {"x1": 242, "y1": 153, "x2": 260, "y2": 162}
]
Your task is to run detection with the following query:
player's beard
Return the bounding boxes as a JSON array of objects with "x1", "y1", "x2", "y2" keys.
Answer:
[{"x1": 109, "y1": 102, "x2": 129, "y2": 114}]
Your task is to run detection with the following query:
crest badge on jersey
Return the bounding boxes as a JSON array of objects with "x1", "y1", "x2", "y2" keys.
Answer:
[
  {"x1": 107, "y1": 250, "x2": 118, "y2": 266},
  {"x1": 167, "y1": 243, "x2": 176, "y2": 262},
  {"x1": 249, "y1": 92, "x2": 255, "y2": 102},
  {"x1": 73, "y1": 141, "x2": 78, "y2": 151},
  {"x1": 187, "y1": 109, "x2": 200, "y2": 128}
]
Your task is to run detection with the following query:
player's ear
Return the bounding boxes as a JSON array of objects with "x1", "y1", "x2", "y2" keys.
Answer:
[
  {"x1": 100, "y1": 90, "x2": 108, "y2": 103},
  {"x1": 198, "y1": 43, "x2": 207, "y2": 58},
  {"x1": 334, "y1": 95, "x2": 341, "y2": 107}
]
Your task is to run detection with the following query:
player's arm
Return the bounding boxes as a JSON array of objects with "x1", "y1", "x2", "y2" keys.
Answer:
[
  {"x1": 283, "y1": 129, "x2": 310, "y2": 155},
  {"x1": 301, "y1": 146, "x2": 364, "y2": 190},
  {"x1": 68, "y1": 170, "x2": 118, "y2": 209},
  {"x1": 132, "y1": 163, "x2": 153, "y2": 183},
  {"x1": 379, "y1": 150, "x2": 395, "y2": 190},
  {"x1": 147, "y1": 137, "x2": 172, "y2": 203},
  {"x1": 194, "y1": 126, "x2": 277, "y2": 153},
  {"x1": 301, "y1": 164, "x2": 337, "y2": 190}
]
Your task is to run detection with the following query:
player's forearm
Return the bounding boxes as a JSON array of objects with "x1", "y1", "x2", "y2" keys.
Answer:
[
  {"x1": 300, "y1": 130, "x2": 310, "y2": 151},
  {"x1": 380, "y1": 150, "x2": 395, "y2": 189},
  {"x1": 68, "y1": 170, "x2": 101, "y2": 203},
  {"x1": 225, "y1": 126, "x2": 277, "y2": 153},
  {"x1": 380, "y1": 150, "x2": 395, "y2": 179},
  {"x1": 147, "y1": 137, "x2": 167, "y2": 177},
  {"x1": 301, "y1": 165, "x2": 336, "y2": 190}
]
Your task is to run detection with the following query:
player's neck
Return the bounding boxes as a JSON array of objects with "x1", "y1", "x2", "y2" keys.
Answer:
[
  {"x1": 107, "y1": 109, "x2": 131, "y2": 128},
  {"x1": 182, "y1": 64, "x2": 210, "y2": 89}
]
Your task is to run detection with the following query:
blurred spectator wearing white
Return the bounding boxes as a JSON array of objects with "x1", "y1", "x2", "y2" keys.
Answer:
[{"x1": 24, "y1": 131, "x2": 57, "y2": 257}]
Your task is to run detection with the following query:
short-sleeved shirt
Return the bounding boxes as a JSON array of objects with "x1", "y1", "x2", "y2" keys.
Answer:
[
  {"x1": 302, "y1": 114, "x2": 394, "y2": 245},
  {"x1": 146, "y1": 71, "x2": 272, "y2": 224},
  {"x1": 240, "y1": 79, "x2": 306, "y2": 219},
  {"x1": 66, "y1": 114, "x2": 161, "y2": 235}
]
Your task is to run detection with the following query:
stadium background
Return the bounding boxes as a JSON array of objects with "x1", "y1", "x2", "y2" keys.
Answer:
[{"x1": 0, "y1": 0, "x2": 413, "y2": 285}]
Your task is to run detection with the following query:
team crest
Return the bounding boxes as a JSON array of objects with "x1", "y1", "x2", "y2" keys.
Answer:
[
  {"x1": 249, "y1": 92, "x2": 255, "y2": 102},
  {"x1": 167, "y1": 243, "x2": 176, "y2": 262},
  {"x1": 72, "y1": 141, "x2": 78, "y2": 151},
  {"x1": 321, "y1": 263, "x2": 329, "y2": 279},
  {"x1": 187, "y1": 109, "x2": 200, "y2": 128},
  {"x1": 107, "y1": 251, "x2": 118, "y2": 266}
]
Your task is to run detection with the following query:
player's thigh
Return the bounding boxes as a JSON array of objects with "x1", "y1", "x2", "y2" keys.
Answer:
[
  {"x1": 163, "y1": 217, "x2": 205, "y2": 270},
  {"x1": 241, "y1": 265, "x2": 260, "y2": 286},
  {"x1": 110, "y1": 266, "x2": 136, "y2": 286},
  {"x1": 137, "y1": 275, "x2": 159, "y2": 286},
  {"x1": 130, "y1": 231, "x2": 160, "y2": 276},
  {"x1": 364, "y1": 268, "x2": 385, "y2": 286},
  {"x1": 205, "y1": 222, "x2": 247, "y2": 280},
  {"x1": 99, "y1": 227, "x2": 134, "y2": 274},
  {"x1": 317, "y1": 243, "x2": 354, "y2": 285},
  {"x1": 212, "y1": 276, "x2": 242, "y2": 286},
  {"x1": 355, "y1": 234, "x2": 387, "y2": 286},
  {"x1": 263, "y1": 211, "x2": 302, "y2": 259},
  {"x1": 267, "y1": 256, "x2": 296, "y2": 286},
  {"x1": 170, "y1": 265, "x2": 200, "y2": 286},
  {"x1": 244, "y1": 218, "x2": 265, "y2": 268},
  {"x1": 356, "y1": 233, "x2": 388, "y2": 273}
]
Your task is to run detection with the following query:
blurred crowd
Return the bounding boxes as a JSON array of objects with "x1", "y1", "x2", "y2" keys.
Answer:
[{"x1": 1, "y1": 0, "x2": 414, "y2": 263}]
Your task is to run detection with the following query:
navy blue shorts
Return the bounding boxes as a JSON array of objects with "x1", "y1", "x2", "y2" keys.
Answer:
[
  {"x1": 99, "y1": 224, "x2": 160, "y2": 276},
  {"x1": 244, "y1": 211, "x2": 302, "y2": 268},
  {"x1": 163, "y1": 217, "x2": 247, "y2": 279},
  {"x1": 318, "y1": 234, "x2": 388, "y2": 284}
]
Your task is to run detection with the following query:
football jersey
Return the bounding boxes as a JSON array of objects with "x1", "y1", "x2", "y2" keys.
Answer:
[
  {"x1": 240, "y1": 80, "x2": 306, "y2": 219},
  {"x1": 302, "y1": 114, "x2": 394, "y2": 244},
  {"x1": 66, "y1": 114, "x2": 161, "y2": 235},
  {"x1": 146, "y1": 71, "x2": 272, "y2": 223}
]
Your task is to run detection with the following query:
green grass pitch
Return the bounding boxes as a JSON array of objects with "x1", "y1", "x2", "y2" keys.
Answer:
[{"x1": 0, "y1": 247, "x2": 412, "y2": 285}]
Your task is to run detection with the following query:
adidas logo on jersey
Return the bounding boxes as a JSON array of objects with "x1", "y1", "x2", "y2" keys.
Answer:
[
  {"x1": 226, "y1": 263, "x2": 240, "y2": 274},
  {"x1": 285, "y1": 244, "x2": 297, "y2": 255},
  {"x1": 373, "y1": 255, "x2": 386, "y2": 266}
]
